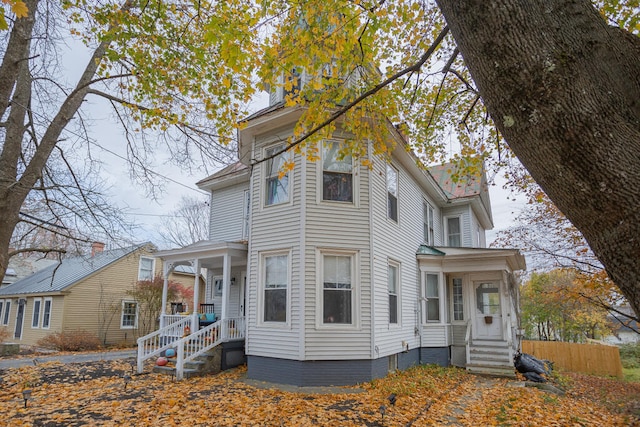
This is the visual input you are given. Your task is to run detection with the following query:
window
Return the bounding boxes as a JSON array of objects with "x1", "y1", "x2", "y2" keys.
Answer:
[
  {"x1": 0, "y1": 300, "x2": 3, "y2": 325},
  {"x1": 387, "y1": 165, "x2": 398, "y2": 221},
  {"x1": 265, "y1": 144, "x2": 291, "y2": 206},
  {"x1": 423, "y1": 202, "x2": 434, "y2": 245},
  {"x1": 322, "y1": 141, "x2": 353, "y2": 202},
  {"x1": 283, "y1": 67, "x2": 302, "y2": 100},
  {"x1": 447, "y1": 217, "x2": 461, "y2": 247},
  {"x1": 263, "y1": 254, "x2": 288, "y2": 323},
  {"x1": 138, "y1": 257, "x2": 154, "y2": 281},
  {"x1": 388, "y1": 263, "x2": 399, "y2": 324},
  {"x1": 242, "y1": 189, "x2": 250, "y2": 240},
  {"x1": 42, "y1": 298, "x2": 51, "y2": 329},
  {"x1": 476, "y1": 283, "x2": 500, "y2": 315},
  {"x1": 3, "y1": 300, "x2": 11, "y2": 325},
  {"x1": 32, "y1": 298, "x2": 42, "y2": 328},
  {"x1": 452, "y1": 278, "x2": 464, "y2": 321},
  {"x1": 322, "y1": 253, "x2": 353, "y2": 324},
  {"x1": 425, "y1": 273, "x2": 440, "y2": 322},
  {"x1": 121, "y1": 301, "x2": 138, "y2": 329}
]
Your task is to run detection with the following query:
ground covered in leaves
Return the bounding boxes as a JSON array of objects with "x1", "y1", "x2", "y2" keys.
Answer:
[{"x1": 0, "y1": 358, "x2": 638, "y2": 426}]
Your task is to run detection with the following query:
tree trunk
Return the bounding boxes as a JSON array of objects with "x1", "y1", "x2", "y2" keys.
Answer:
[{"x1": 436, "y1": 0, "x2": 640, "y2": 316}]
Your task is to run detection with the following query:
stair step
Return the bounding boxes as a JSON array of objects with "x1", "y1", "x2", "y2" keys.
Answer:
[{"x1": 466, "y1": 363, "x2": 516, "y2": 378}]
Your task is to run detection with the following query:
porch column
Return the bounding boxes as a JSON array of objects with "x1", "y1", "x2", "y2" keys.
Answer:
[
  {"x1": 160, "y1": 262, "x2": 172, "y2": 329},
  {"x1": 221, "y1": 253, "x2": 231, "y2": 321},
  {"x1": 191, "y1": 258, "x2": 200, "y2": 331}
]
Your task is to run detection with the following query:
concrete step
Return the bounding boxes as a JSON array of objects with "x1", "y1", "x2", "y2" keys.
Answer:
[
  {"x1": 466, "y1": 363, "x2": 516, "y2": 378},
  {"x1": 152, "y1": 365, "x2": 202, "y2": 378}
]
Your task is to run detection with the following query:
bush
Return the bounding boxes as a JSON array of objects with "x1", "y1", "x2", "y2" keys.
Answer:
[
  {"x1": 37, "y1": 330, "x2": 102, "y2": 352},
  {"x1": 0, "y1": 326, "x2": 10, "y2": 343},
  {"x1": 619, "y1": 342, "x2": 640, "y2": 369}
]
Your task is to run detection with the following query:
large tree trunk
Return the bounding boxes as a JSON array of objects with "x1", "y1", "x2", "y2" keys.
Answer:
[{"x1": 435, "y1": 0, "x2": 640, "y2": 315}]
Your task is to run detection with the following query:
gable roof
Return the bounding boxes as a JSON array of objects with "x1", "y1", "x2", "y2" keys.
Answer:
[
  {"x1": 429, "y1": 163, "x2": 483, "y2": 199},
  {"x1": 0, "y1": 243, "x2": 152, "y2": 296},
  {"x1": 196, "y1": 161, "x2": 250, "y2": 191}
]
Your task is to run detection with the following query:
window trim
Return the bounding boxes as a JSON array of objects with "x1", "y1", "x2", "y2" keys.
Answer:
[
  {"x1": 321, "y1": 139, "x2": 356, "y2": 205},
  {"x1": 387, "y1": 164, "x2": 398, "y2": 222},
  {"x1": 138, "y1": 256, "x2": 155, "y2": 281},
  {"x1": 388, "y1": 260, "x2": 400, "y2": 325},
  {"x1": 120, "y1": 300, "x2": 139, "y2": 329},
  {"x1": 424, "y1": 272, "x2": 443, "y2": 324},
  {"x1": 263, "y1": 143, "x2": 292, "y2": 207},
  {"x1": 42, "y1": 297, "x2": 52, "y2": 329},
  {"x1": 445, "y1": 216, "x2": 462, "y2": 247},
  {"x1": 317, "y1": 249, "x2": 359, "y2": 329},
  {"x1": 31, "y1": 298, "x2": 42, "y2": 329},
  {"x1": 257, "y1": 249, "x2": 291, "y2": 328},
  {"x1": 423, "y1": 201, "x2": 435, "y2": 245}
]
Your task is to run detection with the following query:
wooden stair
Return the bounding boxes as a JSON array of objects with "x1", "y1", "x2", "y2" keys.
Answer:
[{"x1": 466, "y1": 340, "x2": 516, "y2": 378}]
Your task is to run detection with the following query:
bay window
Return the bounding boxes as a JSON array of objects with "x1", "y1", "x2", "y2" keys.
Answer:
[
  {"x1": 425, "y1": 273, "x2": 440, "y2": 322},
  {"x1": 265, "y1": 144, "x2": 291, "y2": 206},
  {"x1": 322, "y1": 253, "x2": 354, "y2": 324},
  {"x1": 263, "y1": 253, "x2": 289, "y2": 323},
  {"x1": 322, "y1": 141, "x2": 353, "y2": 202}
]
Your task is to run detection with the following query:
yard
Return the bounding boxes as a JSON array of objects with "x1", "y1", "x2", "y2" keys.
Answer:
[{"x1": 0, "y1": 356, "x2": 638, "y2": 426}]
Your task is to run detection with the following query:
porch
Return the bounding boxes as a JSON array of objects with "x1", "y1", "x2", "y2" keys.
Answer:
[{"x1": 137, "y1": 240, "x2": 248, "y2": 380}]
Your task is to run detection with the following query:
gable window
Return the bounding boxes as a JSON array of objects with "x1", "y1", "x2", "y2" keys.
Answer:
[
  {"x1": 452, "y1": 278, "x2": 464, "y2": 321},
  {"x1": 423, "y1": 202, "x2": 434, "y2": 245},
  {"x1": 387, "y1": 165, "x2": 398, "y2": 221},
  {"x1": 265, "y1": 144, "x2": 290, "y2": 206},
  {"x1": 3, "y1": 300, "x2": 11, "y2": 325},
  {"x1": 425, "y1": 273, "x2": 440, "y2": 322},
  {"x1": 263, "y1": 253, "x2": 288, "y2": 323},
  {"x1": 322, "y1": 252, "x2": 354, "y2": 324},
  {"x1": 322, "y1": 140, "x2": 353, "y2": 202},
  {"x1": 138, "y1": 257, "x2": 154, "y2": 281},
  {"x1": 42, "y1": 298, "x2": 52, "y2": 329},
  {"x1": 121, "y1": 301, "x2": 138, "y2": 329},
  {"x1": 447, "y1": 217, "x2": 462, "y2": 247},
  {"x1": 31, "y1": 298, "x2": 42, "y2": 328},
  {"x1": 388, "y1": 262, "x2": 399, "y2": 324}
]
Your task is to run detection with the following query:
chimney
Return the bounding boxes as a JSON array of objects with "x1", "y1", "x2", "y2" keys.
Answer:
[{"x1": 91, "y1": 242, "x2": 105, "y2": 257}]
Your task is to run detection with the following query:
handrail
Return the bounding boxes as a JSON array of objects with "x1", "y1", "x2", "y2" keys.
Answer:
[
  {"x1": 464, "y1": 319, "x2": 472, "y2": 366},
  {"x1": 136, "y1": 316, "x2": 191, "y2": 373},
  {"x1": 174, "y1": 317, "x2": 246, "y2": 380}
]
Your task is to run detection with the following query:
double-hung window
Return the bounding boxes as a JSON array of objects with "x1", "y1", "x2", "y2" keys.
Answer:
[
  {"x1": 121, "y1": 301, "x2": 138, "y2": 329},
  {"x1": 138, "y1": 257, "x2": 154, "y2": 281},
  {"x1": 263, "y1": 253, "x2": 288, "y2": 323},
  {"x1": 0, "y1": 300, "x2": 4, "y2": 325},
  {"x1": 3, "y1": 300, "x2": 11, "y2": 325},
  {"x1": 42, "y1": 298, "x2": 52, "y2": 329},
  {"x1": 388, "y1": 263, "x2": 399, "y2": 324},
  {"x1": 423, "y1": 202, "x2": 434, "y2": 245},
  {"x1": 265, "y1": 144, "x2": 290, "y2": 206},
  {"x1": 322, "y1": 141, "x2": 353, "y2": 202},
  {"x1": 387, "y1": 165, "x2": 398, "y2": 221},
  {"x1": 32, "y1": 298, "x2": 42, "y2": 328},
  {"x1": 447, "y1": 217, "x2": 462, "y2": 247},
  {"x1": 322, "y1": 253, "x2": 354, "y2": 324},
  {"x1": 425, "y1": 273, "x2": 440, "y2": 322},
  {"x1": 452, "y1": 278, "x2": 464, "y2": 321}
]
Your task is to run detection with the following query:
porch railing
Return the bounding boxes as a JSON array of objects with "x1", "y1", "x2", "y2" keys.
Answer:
[
  {"x1": 174, "y1": 317, "x2": 245, "y2": 380},
  {"x1": 137, "y1": 316, "x2": 191, "y2": 373}
]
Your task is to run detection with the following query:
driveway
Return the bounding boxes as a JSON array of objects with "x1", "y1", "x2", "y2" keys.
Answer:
[{"x1": 0, "y1": 349, "x2": 136, "y2": 369}]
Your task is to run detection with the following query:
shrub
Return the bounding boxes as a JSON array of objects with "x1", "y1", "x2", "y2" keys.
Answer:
[
  {"x1": 37, "y1": 330, "x2": 102, "y2": 352},
  {"x1": 0, "y1": 326, "x2": 10, "y2": 343},
  {"x1": 619, "y1": 342, "x2": 640, "y2": 369}
]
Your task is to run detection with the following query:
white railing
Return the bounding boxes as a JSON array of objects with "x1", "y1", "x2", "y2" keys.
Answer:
[
  {"x1": 160, "y1": 314, "x2": 186, "y2": 329},
  {"x1": 137, "y1": 316, "x2": 191, "y2": 373},
  {"x1": 174, "y1": 317, "x2": 246, "y2": 380},
  {"x1": 464, "y1": 319, "x2": 472, "y2": 366}
]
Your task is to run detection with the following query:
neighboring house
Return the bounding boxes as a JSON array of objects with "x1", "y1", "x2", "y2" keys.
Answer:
[
  {"x1": 1, "y1": 255, "x2": 58, "y2": 288},
  {"x1": 143, "y1": 90, "x2": 525, "y2": 386},
  {"x1": 0, "y1": 242, "x2": 177, "y2": 347},
  {"x1": 603, "y1": 305, "x2": 640, "y2": 345}
]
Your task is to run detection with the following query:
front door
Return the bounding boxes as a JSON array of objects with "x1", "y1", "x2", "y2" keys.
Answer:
[
  {"x1": 474, "y1": 282, "x2": 503, "y2": 339},
  {"x1": 14, "y1": 299, "x2": 25, "y2": 339}
]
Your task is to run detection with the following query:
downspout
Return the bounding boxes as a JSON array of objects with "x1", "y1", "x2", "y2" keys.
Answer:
[
  {"x1": 368, "y1": 140, "x2": 377, "y2": 361},
  {"x1": 299, "y1": 147, "x2": 306, "y2": 360},
  {"x1": 244, "y1": 141, "x2": 254, "y2": 352}
]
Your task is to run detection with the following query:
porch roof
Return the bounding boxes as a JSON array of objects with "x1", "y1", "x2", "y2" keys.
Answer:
[
  {"x1": 154, "y1": 240, "x2": 247, "y2": 270},
  {"x1": 416, "y1": 245, "x2": 526, "y2": 272}
]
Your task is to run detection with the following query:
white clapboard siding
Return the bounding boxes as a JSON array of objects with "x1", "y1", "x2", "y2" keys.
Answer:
[
  {"x1": 421, "y1": 325, "x2": 448, "y2": 347},
  {"x1": 209, "y1": 182, "x2": 250, "y2": 242}
]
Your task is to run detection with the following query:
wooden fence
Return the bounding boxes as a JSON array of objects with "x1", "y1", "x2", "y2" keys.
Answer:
[{"x1": 522, "y1": 340, "x2": 623, "y2": 379}]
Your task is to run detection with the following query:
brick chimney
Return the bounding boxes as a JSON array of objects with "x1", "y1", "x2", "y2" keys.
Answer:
[{"x1": 91, "y1": 242, "x2": 105, "y2": 257}]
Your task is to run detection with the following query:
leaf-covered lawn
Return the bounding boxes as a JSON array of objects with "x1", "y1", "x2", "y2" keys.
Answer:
[{"x1": 1, "y1": 359, "x2": 638, "y2": 426}]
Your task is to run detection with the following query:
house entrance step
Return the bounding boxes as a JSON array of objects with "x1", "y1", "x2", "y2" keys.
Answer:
[{"x1": 466, "y1": 363, "x2": 516, "y2": 379}]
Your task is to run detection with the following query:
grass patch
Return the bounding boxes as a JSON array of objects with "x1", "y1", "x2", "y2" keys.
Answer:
[{"x1": 623, "y1": 367, "x2": 640, "y2": 383}]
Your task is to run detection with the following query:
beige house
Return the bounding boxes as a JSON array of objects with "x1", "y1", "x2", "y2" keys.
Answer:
[{"x1": 0, "y1": 242, "x2": 198, "y2": 348}]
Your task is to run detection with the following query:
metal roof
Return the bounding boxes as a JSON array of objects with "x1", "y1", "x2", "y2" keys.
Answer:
[{"x1": 0, "y1": 243, "x2": 151, "y2": 296}]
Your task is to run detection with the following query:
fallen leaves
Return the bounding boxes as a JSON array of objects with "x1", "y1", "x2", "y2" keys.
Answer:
[{"x1": 0, "y1": 359, "x2": 638, "y2": 426}]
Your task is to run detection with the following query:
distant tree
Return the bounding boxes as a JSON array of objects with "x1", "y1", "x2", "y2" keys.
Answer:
[
  {"x1": 158, "y1": 196, "x2": 209, "y2": 248},
  {"x1": 521, "y1": 269, "x2": 613, "y2": 342}
]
